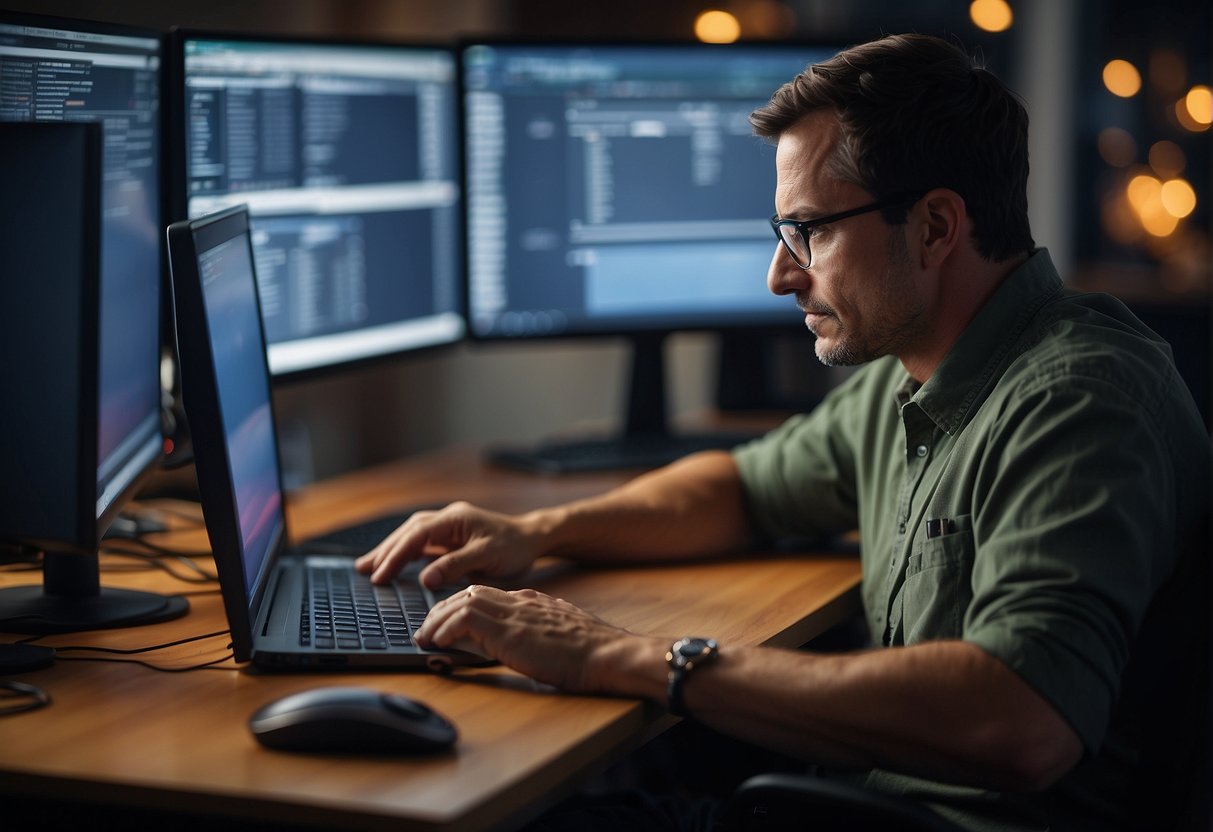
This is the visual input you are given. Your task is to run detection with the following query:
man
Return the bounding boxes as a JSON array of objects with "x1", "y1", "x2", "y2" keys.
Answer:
[{"x1": 358, "y1": 34, "x2": 1210, "y2": 831}]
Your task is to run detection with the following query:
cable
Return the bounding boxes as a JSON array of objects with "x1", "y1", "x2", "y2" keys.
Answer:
[
  {"x1": 0, "y1": 681, "x2": 51, "y2": 715},
  {"x1": 44, "y1": 629, "x2": 239, "y2": 672},
  {"x1": 97, "y1": 547, "x2": 218, "y2": 583},
  {"x1": 30, "y1": 628, "x2": 231, "y2": 655},
  {"x1": 102, "y1": 535, "x2": 211, "y2": 559},
  {"x1": 55, "y1": 653, "x2": 239, "y2": 673},
  {"x1": 134, "y1": 502, "x2": 205, "y2": 527}
]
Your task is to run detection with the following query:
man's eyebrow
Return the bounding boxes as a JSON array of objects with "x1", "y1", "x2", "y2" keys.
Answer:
[{"x1": 775, "y1": 203, "x2": 824, "y2": 220}]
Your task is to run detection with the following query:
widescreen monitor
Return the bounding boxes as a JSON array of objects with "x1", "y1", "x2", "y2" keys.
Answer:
[
  {"x1": 460, "y1": 41, "x2": 840, "y2": 471},
  {"x1": 0, "y1": 15, "x2": 185, "y2": 633},
  {"x1": 172, "y1": 33, "x2": 465, "y2": 379}
]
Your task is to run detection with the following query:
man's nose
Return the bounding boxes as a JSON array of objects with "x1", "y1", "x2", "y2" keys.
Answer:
[{"x1": 767, "y1": 244, "x2": 808, "y2": 297}]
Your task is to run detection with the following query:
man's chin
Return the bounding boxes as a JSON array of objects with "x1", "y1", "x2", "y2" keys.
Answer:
[{"x1": 814, "y1": 338, "x2": 863, "y2": 368}]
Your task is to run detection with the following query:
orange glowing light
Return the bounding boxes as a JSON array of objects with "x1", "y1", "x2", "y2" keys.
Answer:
[
  {"x1": 969, "y1": 0, "x2": 1013, "y2": 33},
  {"x1": 1161, "y1": 178, "x2": 1197, "y2": 218},
  {"x1": 1184, "y1": 85, "x2": 1212, "y2": 125},
  {"x1": 1103, "y1": 60, "x2": 1142, "y2": 98},
  {"x1": 695, "y1": 10, "x2": 742, "y2": 43}
]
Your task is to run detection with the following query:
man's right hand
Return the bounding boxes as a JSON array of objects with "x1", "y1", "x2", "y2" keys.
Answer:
[{"x1": 354, "y1": 501, "x2": 544, "y2": 589}]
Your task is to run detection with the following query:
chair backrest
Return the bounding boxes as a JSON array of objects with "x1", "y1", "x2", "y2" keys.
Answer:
[{"x1": 720, "y1": 772, "x2": 967, "y2": 832}]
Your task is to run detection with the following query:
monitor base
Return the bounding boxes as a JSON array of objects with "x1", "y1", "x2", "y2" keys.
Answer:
[
  {"x1": 0, "y1": 586, "x2": 189, "y2": 634},
  {"x1": 0, "y1": 643, "x2": 56, "y2": 672}
]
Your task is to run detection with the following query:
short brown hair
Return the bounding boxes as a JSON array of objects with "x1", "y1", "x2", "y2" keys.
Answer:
[{"x1": 751, "y1": 34, "x2": 1034, "y2": 261}]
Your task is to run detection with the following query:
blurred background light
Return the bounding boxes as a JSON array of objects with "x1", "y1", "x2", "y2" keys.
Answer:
[
  {"x1": 694, "y1": 9, "x2": 741, "y2": 42},
  {"x1": 1103, "y1": 59, "x2": 1142, "y2": 97},
  {"x1": 1148, "y1": 140, "x2": 1186, "y2": 177},
  {"x1": 1184, "y1": 85, "x2": 1212, "y2": 125},
  {"x1": 1098, "y1": 126, "x2": 1137, "y2": 167},
  {"x1": 1161, "y1": 178, "x2": 1197, "y2": 218},
  {"x1": 733, "y1": 0, "x2": 796, "y2": 39},
  {"x1": 969, "y1": 0, "x2": 1013, "y2": 33}
]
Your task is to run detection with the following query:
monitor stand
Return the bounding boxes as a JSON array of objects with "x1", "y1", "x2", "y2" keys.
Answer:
[
  {"x1": 0, "y1": 551, "x2": 189, "y2": 634},
  {"x1": 486, "y1": 332, "x2": 759, "y2": 474}
]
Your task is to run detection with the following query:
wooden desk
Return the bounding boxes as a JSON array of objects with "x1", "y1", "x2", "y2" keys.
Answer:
[{"x1": 0, "y1": 447, "x2": 861, "y2": 831}]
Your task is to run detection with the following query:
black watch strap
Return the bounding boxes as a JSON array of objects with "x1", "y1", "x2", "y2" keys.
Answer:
[{"x1": 666, "y1": 637, "x2": 718, "y2": 718}]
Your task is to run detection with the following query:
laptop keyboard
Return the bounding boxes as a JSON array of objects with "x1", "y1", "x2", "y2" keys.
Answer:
[{"x1": 301, "y1": 566, "x2": 429, "y2": 650}]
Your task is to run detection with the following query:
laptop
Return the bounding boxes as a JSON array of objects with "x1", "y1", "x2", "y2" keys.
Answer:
[{"x1": 167, "y1": 204, "x2": 476, "y2": 670}]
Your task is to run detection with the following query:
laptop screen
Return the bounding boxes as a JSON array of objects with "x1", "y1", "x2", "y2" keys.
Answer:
[{"x1": 197, "y1": 229, "x2": 284, "y2": 596}]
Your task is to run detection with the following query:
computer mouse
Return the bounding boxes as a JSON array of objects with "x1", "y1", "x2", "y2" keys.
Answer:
[{"x1": 248, "y1": 686, "x2": 457, "y2": 754}]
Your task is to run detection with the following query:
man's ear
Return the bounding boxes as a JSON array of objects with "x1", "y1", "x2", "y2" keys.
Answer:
[{"x1": 916, "y1": 189, "x2": 965, "y2": 268}]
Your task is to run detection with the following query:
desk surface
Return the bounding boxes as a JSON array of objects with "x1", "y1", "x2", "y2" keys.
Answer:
[{"x1": 0, "y1": 446, "x2": 862, "y2": 831}]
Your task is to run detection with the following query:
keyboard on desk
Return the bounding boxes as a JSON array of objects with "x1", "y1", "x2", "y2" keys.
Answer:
[
  {"x1": 301, "y1": 565, "x2": 430, "y2": 650},
  {"x1": 487, "y1": 431, "x2": 760, "y2": 474},
  {"x1": 301, "y1": 506, "x2": 442, "y2": 554}
]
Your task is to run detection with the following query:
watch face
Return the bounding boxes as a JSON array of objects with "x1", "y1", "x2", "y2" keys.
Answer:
[{"x1": 673, "y1": 637, "x2": 717, "y2": 668}]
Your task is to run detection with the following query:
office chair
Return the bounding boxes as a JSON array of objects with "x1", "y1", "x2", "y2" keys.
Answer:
[{"x1": 718, "y1": 772, "x2": 968, "y2": 832}]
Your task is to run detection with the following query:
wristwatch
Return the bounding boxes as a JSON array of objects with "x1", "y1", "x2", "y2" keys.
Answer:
[{"x1": 666, "y1": 636, "x2": 719, "y2": 718}]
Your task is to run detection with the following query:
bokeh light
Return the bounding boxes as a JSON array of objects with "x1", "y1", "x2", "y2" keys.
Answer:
[
  {"x1": 694, "y1": 10, "x2": 742, "y2": 43},
  {"x1": 969, "y1": 0, "x2": 1013, "y2": 33},
  {"x1": 1184, "y1": 85, "x2": 1212, "y2": 125},
  {"x1": 734, "y1": 0, "x2": 796, "y2": 39},
  {"x1": 1097, "y1": 126, "x2": 1136, "y2": 167},
  {"x1": 1160, "y1": 178, "x2": 1197, "y2": 218},
  {"x1": 1148, "y1": 140, "x2": 1185, "y2": 177},
  {"x1": 1103, "y1": 60, "x2": 1142, "y2": 98}
]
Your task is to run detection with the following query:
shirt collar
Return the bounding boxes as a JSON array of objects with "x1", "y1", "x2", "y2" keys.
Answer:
[{"x1": 908, "y1": 249, "x2": 1063, "y2": 435}]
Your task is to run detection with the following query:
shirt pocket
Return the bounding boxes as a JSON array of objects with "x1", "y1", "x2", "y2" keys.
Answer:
[{"x1": 901, "y1": 516, "x2": 975, "y2": 644}]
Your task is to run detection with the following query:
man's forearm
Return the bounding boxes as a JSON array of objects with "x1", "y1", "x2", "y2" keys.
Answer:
[
  {"x1": 524, "y1": 450, "x2": 753, "y2": 563},
  {"x1": 597, "y1": 637, "x2": 1083, "y2": 792}
]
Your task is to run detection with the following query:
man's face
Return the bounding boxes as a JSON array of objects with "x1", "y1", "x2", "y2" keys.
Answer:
[{"x1": 768, "y1": 111, "x2": 927, "y2": 367}]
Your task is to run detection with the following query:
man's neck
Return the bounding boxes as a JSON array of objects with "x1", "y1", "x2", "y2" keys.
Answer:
[{"x1": 899, "y1": 250, "x2": 1032, "y2": 384}]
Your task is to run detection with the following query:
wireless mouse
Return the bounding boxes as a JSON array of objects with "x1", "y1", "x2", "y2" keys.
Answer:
[{"x1": 248, "y1": 686, "x2": 457, "y2": 753}]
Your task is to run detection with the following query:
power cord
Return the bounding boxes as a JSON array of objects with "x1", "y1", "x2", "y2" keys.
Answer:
[
  {"x1": 0, "y1": 681, "x2": 50, "y2": 716},
  {"x1": 19, "y1": 629, "x2": 240, "y2": 673}
]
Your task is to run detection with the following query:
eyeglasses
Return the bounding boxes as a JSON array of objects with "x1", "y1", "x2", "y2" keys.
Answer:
[{"x1": 769, "y1": 191, "x2": 924, "y2": 269}]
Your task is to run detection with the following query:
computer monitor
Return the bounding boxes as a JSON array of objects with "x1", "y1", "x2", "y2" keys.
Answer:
[
  {"x1": 460, "y1": 40, "x2": 841, "y2": 471},
  {"x1": 0, "y1": 14, "x2": 187, "y2": 633},
  {"x1": 171, "y1": 32, "x2": 465, "y2": 379}
]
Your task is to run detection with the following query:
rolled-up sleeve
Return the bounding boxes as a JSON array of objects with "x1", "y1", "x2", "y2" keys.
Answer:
[{"x1": 962, "y1": 371, "x2": 1177, "y2": 751}]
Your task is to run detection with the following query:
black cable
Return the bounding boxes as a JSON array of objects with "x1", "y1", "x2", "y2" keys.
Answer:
[
  {"x1": 102, "y1": 535, "x2": 211, "y2": 559},
  {"x1": 55, "y1": 653, "x2": 239, "y2": 673},
  {"x1": 35, "y1": 628, "x2": 231, "y2": 655},
  {"x1": 0, "y1": 681, "x2": 51, "y2": 715},
  {"x1": 136, "y1": 502, "x2": 205, "y2": 526},
  {"x1": 97, "y1": 547, "x2": 218, "y2": 583}
]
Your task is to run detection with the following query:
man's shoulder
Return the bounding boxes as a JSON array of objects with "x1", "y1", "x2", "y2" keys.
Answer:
[{"x1": 1001, "y1": 290, "x2": 1181, "y2": 402}]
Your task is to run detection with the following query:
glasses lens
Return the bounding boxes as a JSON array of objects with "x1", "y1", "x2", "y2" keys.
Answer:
[{"x1": 778, "y1": 224, "x2": 811, "y2": 268}]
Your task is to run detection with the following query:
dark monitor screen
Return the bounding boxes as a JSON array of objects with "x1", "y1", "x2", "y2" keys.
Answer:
[
  {"x1": 0, "y1": 14, "x2": 186, "y2": 634},
  {"x1": 0, "y1": 13, "x2": 164, "y2": 525},
  {"x1": 191, "y1": 214, "x2": 284, "y2": 598},
  {"x1": 461, "y1": 41, "x2": 839, "y2": 341},
  {"x1": 175, "y1": 34, "x2": 465, "y2": 378}
]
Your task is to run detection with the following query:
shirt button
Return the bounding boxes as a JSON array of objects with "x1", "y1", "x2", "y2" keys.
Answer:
[
  {"x1": 898, "y1": 522, "x2": 906, "y2": 533},
  {"x1": 916, "y1": 444, "x2": 929, "y2": 458}
]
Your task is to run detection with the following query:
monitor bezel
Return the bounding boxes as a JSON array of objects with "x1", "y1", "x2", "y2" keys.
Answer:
[
  {"x1": 167, "y1": 204, "x2": 284, "y2": 659},
  {"x1": 454, "y1": 36, "x2": 843, "y2": 346},
  {"x1": 167, "y1": 28, "x2": 468, "y2": 384}
]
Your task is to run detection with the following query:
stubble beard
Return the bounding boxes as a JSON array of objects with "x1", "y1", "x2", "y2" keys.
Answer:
[{"x1": 803, "y1": 231, "x2": 921, "y2": 368}]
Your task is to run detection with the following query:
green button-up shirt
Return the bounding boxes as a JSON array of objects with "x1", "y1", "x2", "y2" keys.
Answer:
[{"x1": 734, "y1": 250, "x2": 1210, "y2": 831}]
